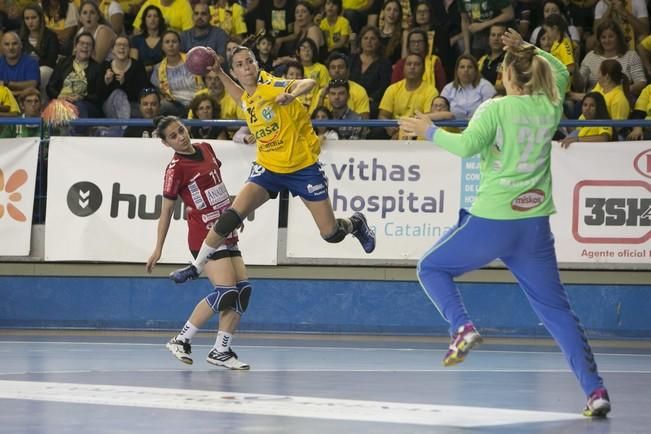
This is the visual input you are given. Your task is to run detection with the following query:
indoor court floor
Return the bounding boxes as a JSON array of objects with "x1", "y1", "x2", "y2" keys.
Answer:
[{"x1": 0, "y1": 330, "x2": 649, "y2": 434}]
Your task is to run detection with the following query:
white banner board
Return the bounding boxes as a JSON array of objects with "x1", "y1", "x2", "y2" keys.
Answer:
[
  {"x1": 45, "y1": 137, "x2": 278, "y2": 265},
  {"x1": 0, "y1": 138, "x2": 39, "y2": 256},
  {"x1": 551, "y1": 141, "x2": 651, "y2": 264},
  {"x1": 287, "y1": 140, "x2": 651, "y2": 264},
  {"x1": 286, "y1": 141, "x2": 462, "y2": 260}
]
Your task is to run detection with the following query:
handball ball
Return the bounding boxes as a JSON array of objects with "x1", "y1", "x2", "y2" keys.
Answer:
[{"x1": 186, "y1": 46, "x2": 216, "y2": 76}]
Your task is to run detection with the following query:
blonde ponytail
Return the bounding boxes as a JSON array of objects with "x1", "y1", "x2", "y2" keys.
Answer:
[{"x1": 504, "y1": 45, "x2": 559, "y2": 105}]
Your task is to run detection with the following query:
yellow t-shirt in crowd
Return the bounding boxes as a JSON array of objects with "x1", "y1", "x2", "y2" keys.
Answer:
[
  {"x1": 577, "y1": 115, "x2": 612, "y2": 139},
  {"x1": 320, "y1": 16, "x2": 352, "y2": 52},
  {"x1": 380, "y1": 79, "x2": 438, "y2": 139},
  {"x1": 592, "y1": 83, "x2": 631, "y2": 120},
  {"x1": 0, "y1": 86, "x2": 20, "y2": 114},
  {"x1": 209, "y1": 3, "x2": 247, "y2": 36},
  {"x1": 241, "y1": 71, "x2": 320, "y2": 173},
  {"x1": 189, "y1": 90, "x2": 240, "y2": 120},
  {"x1": 634, "y1": 84, "x2": 651, "y2": 119},
  {"x1": 550, "y1": 36, "x2": 574, "y2": 68},
  {"x1": 133, "y1": 0, "x2": 193, "y2": 32},
  {"x1": 641, "y1": 35, "x2": 651, "y2": 51},
  {"x1": 343, "y1": 0, "x2": 367, "y2": 10},
  {"x1": 309, "y1": 80, "x2": 370, "y2": 115}
]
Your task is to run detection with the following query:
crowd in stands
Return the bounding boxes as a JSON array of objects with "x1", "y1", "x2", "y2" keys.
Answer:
[{"x1": 0, "y1": 0, "x2": 650, "y2": 141}]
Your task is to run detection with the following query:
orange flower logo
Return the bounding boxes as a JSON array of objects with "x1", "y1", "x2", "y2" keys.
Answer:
[{"x1": 0, "y1": 168, "x2": 28, "y2": 222}]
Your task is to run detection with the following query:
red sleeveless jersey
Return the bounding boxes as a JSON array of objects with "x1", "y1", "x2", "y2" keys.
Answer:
[{"x1": 162, "y1": 142, "x2": 238, "y2": 251}]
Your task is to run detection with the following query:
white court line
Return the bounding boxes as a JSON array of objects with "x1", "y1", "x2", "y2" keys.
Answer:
[
  {"x1": 0, "y1": 368, "x2": 649, "y2": 376},
  {"x1": 1, "y1": 340, "x2": 650, "y2": 357},
  {"x1": 0, "y1": 380, "x2": 583, "y2": 428}
]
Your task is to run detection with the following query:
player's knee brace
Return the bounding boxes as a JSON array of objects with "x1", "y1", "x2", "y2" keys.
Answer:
[
  {"x1": 322, "y1": 219, "x2": 348, "y2": 243},
  {"x1": 205, "y1": 285, "x2": 238, "y2": 313},
  {"x1": 235, "y1": 280, "x2": 252, "y2": 315},
  {"x1": 212, "y1": 209, "x2": 243, "y2": 237}
]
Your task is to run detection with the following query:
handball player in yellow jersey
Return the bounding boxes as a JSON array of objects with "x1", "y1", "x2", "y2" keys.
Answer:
[{"x1": 170, "y1": 46, "x2": 376, "y2": 282}]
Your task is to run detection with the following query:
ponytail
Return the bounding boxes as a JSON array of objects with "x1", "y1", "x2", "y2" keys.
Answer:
[{"x1": 504, "y1": 44, "x2": 559, "y2": 104}]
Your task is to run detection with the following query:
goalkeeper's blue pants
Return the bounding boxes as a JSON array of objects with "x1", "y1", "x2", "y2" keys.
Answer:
[{"x1": 417, "y1": 209, "x2": 604, "y2": 396}]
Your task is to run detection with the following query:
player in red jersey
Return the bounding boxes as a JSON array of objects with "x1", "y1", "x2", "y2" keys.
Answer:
[{"x1": 146, "y1": 115, "x2": 250, "y2": 370}]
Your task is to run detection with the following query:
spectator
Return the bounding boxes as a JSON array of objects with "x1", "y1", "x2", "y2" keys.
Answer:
[
  {"x1": 0, "y1": 31, "x2": 40, "y2": 101},
  {"x1": 208, "y1": 0, "x2": 248, "y2": 41},
  {"x1": 441, "y1": 53, "x2": 496, "y2": 120},
  {"x1": 377, "y1": 0, "x2": 403, "y2": 64},
  {"x1": 0, "y1": 82, "x2": 20, "y2": 117},
  {"x1": 103, "y1": 36, "x2": 150, "y2": 121},
  {"x1": 295, "y1": 38, "x2": 329, "y2": 107},
  {"x1": 309, "y1": 52, "x2": 370, "y2": 118},
  {"x1": 130, "y1": 5, "x2": 166, "y2": 74},
  {"x1": 180, "y1": 2, "x2": 228, "y2": 59},
  {"x1": 638, "y1": 34, "x2": 651, "y2": 76},
  {"x1": 477, "y1": 23, "x2": 506, "y2": 94},
  {"x1": 425, "y1": 95, "x2": 458, "y2": 132},
  {"x1": 543, "y1": 13, "x2": 575, "y2": 76},
  {"x1": 0, "y1": 88, "x2": 42, "y2": 138},
  {"x1": 561, "y1": 92, "x2": 613, "y2": 147},
  {"x1": 593, "y1": 59, "x2": 631, "y2": 121},
  {"x1": 293, "y1": 1, "x2": 326, "y2": 59},
  {"x1": 325, "y1": 79, "x2": 366, "y2": 139},
  {"x1": 99, "y1": 0, "x2": 125, "y2": 35},
  {"x1": 350, "y1": 25, "x2": 391, "y2": 118},
  {"x1": 567, "y1": 0, "x2": 597, "y2": 37},
  {"x1": 594, "y1": 0, "x2": 649, "y2": 50},
  {"x1": 320, "y1": 0, "x2": 352, "y2": 55},
  {"x1": 574, "y1": 20, "x2": 647, "y2": 97},
  {"x1": 132, "y1": 0, "x2": 193, "y2": 33},
  {"x1": 459, "y1": 0, "x2": 514, "y2": 58},
  {"x1": 150, "y1": 30, "x2": 204, "y2": 117},
  {"x1": 192, "y1": 69, "x2": 240, "y2": 123},
  {"x1": 530, "y1": 1, "x2": 581, "y2": 53},
  {"x1": 393, "y1": 28, "x2": 446, "y2": 93},
  {"x1": 188, "y1": 93, "x2": 227, "y2": 140},
  {"x1": 46, "y1": 32, "x2": 108, "y2": 124},
  {"x1": 312, "y1": 105, "x2": 340, "y2": 141},
  {"x1": 19, "y1": 4, "x2": 60, "y2": 99},
  {"x1": 343, "y1": 0, "x2": 376, "y2": 34},
  {"x1": 254, "y1": 33, "x2": 276, "y2": 72},
  {"x1": 124, "y1": 87, "x2": 161, "y2": 137},
  {"x1": 256, "y1": 0, "x2": 296, "y2": 56},
  {"x1": 78, "y1": 1, "x2": 117, "y2": 63},
  {"x1": 42, "y1": 0, "x2": 79, "y2": 55},
  {"x1": 628, "y1": 83, "x2": 651, "y2": 139},
  {"x1": 284, "y1": 60, "x2": 304, "y2": 79},
  {"x1": 429, "y1": 0, "x2": 462, "y2": 78},
  {"x1": 377, "y1": 52, "x2": 438, "y2": 139},
  {"x1": 403, "y1": 0, "x2": 453, "y2": 68}
]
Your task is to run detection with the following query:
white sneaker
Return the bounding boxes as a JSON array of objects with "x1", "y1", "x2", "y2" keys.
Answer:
[
  {"x1": 166, "y1": 338, "x2": 193, "y2": 365},
  {"x1": 206, "y1": 348, "x2": 250, "y2": 370}
]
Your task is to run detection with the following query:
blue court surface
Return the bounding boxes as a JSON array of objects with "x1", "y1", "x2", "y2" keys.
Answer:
[{"x1": 0, "y1": 330, "x2": 649, "y2": 434}]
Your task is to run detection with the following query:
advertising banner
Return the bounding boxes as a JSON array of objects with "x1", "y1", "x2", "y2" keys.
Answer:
[
  {"x1": 286, "y1": 141, "x2": 462, "y2": 260},
  {"x1": 0, "y1": 138, "x2": 39, "y2": 256},
  {"x1": 45, "y1": 137, "x2": 278, "y2": 265},
  {"x1": 551, "y1": 141, "x2": 651, "y2": 264}
]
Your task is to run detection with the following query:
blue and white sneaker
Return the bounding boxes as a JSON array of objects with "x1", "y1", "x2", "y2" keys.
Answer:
[
  {"x1": 169, "y1": 264, "x2": 199, "y2": 284},
  {"x1": 350, "y1": 212, "x2": 376, "y2": 253}
]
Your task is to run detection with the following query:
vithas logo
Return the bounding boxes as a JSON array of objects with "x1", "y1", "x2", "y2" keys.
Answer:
[{"x1": 67, "y1": 181, "x2": 103, "y2": 216}]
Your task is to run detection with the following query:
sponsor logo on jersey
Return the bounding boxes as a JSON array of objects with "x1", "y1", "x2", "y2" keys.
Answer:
[
  {"x1": 262, "y1": 106, "x2": 274, "y2": 121},
  {"x1": 511, "y1": 189, "x2": 545, "y2": 211},
  {"x1": 205, "y1": 183, "x2": 229, "y2": 207},
  {"x1": 307, "y1": 183, "x2": 325, "y2": 194},
  {"x1": 255, "y1": 122, "x2": 280, "y2": 142}
]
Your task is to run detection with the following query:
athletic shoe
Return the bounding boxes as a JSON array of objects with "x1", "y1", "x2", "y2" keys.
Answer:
[
  {"x1": 443, "y1": 323, "x2": 483, "y2": 367},
  {"x1": 583, "y1": 387, "x2": 611, "y2": 417},
  {"x1": 350, "y1": 212, "x2": 376, "y2": 253},
  {"x1": 169, "y1": 264, "x2": 199, "y2": 284},
  {"x1": 206, "y1": 348, "x2": 250, "y2": 370},
  {"x1": 166, "y1": 338, "x2": 193, "y2": 365}
]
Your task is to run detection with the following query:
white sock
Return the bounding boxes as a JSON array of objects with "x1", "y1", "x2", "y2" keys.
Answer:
[
  {"x1": 214, "y1": 331, "x2": 232, "y2": 353},
  {"x1": 176, "y1": 322, "x2": 199, "y2": 342},
  {"x1": 192, "y1": 241, "x2": 218, "y2": 274}
]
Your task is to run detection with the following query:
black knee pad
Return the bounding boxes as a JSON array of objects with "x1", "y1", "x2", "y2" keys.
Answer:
[
  {"x1": 323, "y1": 219, "x2": 348, "y2": 243},
  {"x1": 235, "y1": 280, "x2": 252, "y2": 315},
  {"x1": 212, "y1": 209, "x2": 243, "y2": 237},
  {"x1": 205, "y1": 285, "x2": 238, "y2": 313}
]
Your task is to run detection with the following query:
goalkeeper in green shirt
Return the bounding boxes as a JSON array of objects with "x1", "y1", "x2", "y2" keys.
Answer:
[{"x1": 400, "y1": 28, "x2": 610, "y2": 418}]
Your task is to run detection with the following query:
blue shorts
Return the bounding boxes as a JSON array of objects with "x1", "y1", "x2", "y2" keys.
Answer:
[{"x1": 246, "y1": 162, "x2": 329, "y2": 202}]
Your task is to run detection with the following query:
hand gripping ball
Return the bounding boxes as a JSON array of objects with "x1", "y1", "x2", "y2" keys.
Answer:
[{"x1": 186, "y1": 46, "x2": 217, "y2": 76}]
